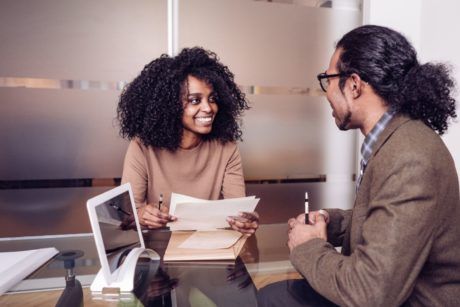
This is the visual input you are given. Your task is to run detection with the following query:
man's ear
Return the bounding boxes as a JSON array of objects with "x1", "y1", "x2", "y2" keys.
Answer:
[{"x1": 349, "y1": 73, "x2": 363, "y2": 99}]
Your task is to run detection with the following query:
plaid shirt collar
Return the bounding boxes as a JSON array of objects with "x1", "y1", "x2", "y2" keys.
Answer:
[{"x1": 360, "y1": 110, "x2": 395, "y2": 166}]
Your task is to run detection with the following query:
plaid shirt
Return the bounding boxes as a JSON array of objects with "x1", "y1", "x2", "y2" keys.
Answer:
[{"x1": 356, "y1": 110, "x2": 395, "y2": 190}]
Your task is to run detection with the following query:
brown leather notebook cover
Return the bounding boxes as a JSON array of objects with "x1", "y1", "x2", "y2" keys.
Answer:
[{"x1": 163, "y1": 231, "x2": 248, "y2": 261}]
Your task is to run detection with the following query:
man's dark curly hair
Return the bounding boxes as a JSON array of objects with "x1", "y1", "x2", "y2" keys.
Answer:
[
  {"x1": 336, "y1": 25, "x2": 457, "y2": 135},
  {"x1": 117, "y1": 47, "x2": 249, "y2": 150}
]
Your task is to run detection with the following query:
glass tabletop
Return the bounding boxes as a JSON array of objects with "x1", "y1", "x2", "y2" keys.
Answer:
[{"x1": 0, "y1": 223, "x2": 297, "y2": 306}]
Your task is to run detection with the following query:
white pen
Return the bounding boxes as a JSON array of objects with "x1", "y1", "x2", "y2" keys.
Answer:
[{"x1": 305, "y1": 192, "x2": 309, "y2": 224}]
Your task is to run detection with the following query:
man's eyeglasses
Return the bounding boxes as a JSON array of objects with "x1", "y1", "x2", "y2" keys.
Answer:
[{"x1": 317, "y1": 72, "x2": 347, "y2": 92}]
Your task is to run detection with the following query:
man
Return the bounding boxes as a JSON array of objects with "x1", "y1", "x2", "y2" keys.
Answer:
[{"x1": 258, "y1": 25, "x2": 460, "y2": 306}]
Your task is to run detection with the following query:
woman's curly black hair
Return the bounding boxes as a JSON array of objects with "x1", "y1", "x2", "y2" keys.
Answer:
[
  {"x1": 117, "y1": 47, "x2": 249, "y2": 150},
  {"x1": 336, "y1": 25, "x2": 457, "y2": 135}
]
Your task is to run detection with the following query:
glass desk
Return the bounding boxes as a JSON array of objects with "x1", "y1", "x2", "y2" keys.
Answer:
[{"x1": 0, "y1": 223, "x2": 301, "y2": 306}]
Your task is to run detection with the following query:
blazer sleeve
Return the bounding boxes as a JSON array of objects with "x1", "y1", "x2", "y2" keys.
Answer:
[
  {"x1": 121, "y1": 140, "x2": 149, "y2": 208},
  {"x1": 221, "y1": 143, "x2": 246, "y2": 198},
  {"x1": 290, "y1": 149, "x2": 438, "y2": 306},
  {"x1": 325, "y1": 208, "x2": 352, "y2": 247}
]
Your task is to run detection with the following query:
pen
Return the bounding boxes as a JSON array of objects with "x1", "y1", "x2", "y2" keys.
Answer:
[
  {"x1": 158, "y1": 193, "x2": 163, "y2": 210},
  {"x1": 305, "y1": 192, "x2": 309, "y2": 224}
]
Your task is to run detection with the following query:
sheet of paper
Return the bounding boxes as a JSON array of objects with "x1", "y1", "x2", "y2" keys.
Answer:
[
  {"x1": 169, "y1": 193, "x2": 255, "y2": 215},
  {"x1": 168, "y1": 193, "x2": 259, "y2": 231},
  {"x1": 178, "y1": 230, "x2": 243, "y2": 249},
  {"x1": 0, "y1": 247, "x2": 59, "y2": 295},
  {"x1": 169, "y1": 193, "x2": 204, "y2": 214}
]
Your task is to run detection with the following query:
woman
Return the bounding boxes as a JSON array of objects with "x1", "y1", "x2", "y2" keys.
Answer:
[{"x1": 117, "y1": 47, "x2": 258, "y2": 235}]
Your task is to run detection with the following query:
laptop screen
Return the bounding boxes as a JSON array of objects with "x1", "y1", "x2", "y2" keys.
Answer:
[{"x1": 94, "y1": 190, "x2": 141, "y2": 273}]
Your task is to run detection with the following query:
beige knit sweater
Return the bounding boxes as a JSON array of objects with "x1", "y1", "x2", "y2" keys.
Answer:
[{"x1": 121, "y1": 138, "x2": 246, "y2": 209}]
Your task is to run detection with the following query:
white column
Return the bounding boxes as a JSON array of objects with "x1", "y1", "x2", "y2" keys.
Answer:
[{"x1": 168, "y1": 0, "x2": 179, "y2": 56}]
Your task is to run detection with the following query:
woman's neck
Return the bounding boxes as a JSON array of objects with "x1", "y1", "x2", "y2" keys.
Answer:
[{"x1": 180, "y1": 131, "x2": 202, "y2": 150}]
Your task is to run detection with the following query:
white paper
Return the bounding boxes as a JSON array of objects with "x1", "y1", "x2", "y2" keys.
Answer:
[
  {"x1": 169, "y1": 193, "x2": 255, "y2": 215},
  {"x1": 178, "y1": 230, "x2": 243, "y2": 249},
  {"x1": 0, "y1": 247, "x2": 59, "y2": 295},
  {"x1": 169, "y1": 193, "x2": 208, "y2": 214},
  {"x1": 168, "y1": 193, "x2": 258, "y2": 231}
]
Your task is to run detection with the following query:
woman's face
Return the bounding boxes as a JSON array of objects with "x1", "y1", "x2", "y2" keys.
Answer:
[{"x1": 181, "y1": 75, "x2": 219, "y2": 140}]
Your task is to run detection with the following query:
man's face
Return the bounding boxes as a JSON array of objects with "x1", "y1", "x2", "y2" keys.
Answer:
[{"x1": 325, "y1": 49, "x2": 354, "y2": 131}]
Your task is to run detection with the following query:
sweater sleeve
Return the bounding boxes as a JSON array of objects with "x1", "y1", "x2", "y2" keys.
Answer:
[
  {"x1": 221, "y1": 143, "x2": 246, "y2": 198},
  {"x1": 121, "y1": 140, "x2": 148, "y2": 208},
  {"x1": 290, "y1": 149, "x2": 438, "y2": 306}
]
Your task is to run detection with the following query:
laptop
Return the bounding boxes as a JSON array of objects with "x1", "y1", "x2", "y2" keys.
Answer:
[{"x1": 86, "y1": 183, "x2": 159, "y2": 292}]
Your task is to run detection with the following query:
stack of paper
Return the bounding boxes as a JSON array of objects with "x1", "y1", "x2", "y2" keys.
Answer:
[
  {"x1": 168, "y1": 193, "x2": 258, "y2": 232},
  {"x1": 164, "y1": 194, "x2": 259, "y2": 261},
  {"x1": 0, "y1": 247, "x2": 59, "y2": 295}
]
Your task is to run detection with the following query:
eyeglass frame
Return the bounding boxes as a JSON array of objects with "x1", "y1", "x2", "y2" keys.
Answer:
[{"x1": 316, "y1": 72, "x2": 348, "y2": 92}]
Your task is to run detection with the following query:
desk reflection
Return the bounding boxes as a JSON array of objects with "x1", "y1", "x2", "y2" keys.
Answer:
[
  {"x1": 133, "y1": 260, "x2": 178, "y2": 307},
  {"x1": 133, "y1": 232, "x2": 259, "y2": 307},
  {"x1": 130, "y1": 256, "x2": 257, "y2": 307}
]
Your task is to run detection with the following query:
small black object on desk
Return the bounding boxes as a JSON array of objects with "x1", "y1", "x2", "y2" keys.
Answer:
[{"x1": 55, "y1": 250, "x2": 84, "y2": 307}]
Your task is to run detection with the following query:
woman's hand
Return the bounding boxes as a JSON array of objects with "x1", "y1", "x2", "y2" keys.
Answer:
[
  {"x1": 227, "y1": 211, "x2": 259, "y2": 236},
  {"x1": 137, "y1": 204, "x2": 176, "y2": 229}
]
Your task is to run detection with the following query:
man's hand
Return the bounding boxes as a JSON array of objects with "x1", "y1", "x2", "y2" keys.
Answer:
[
  {"x1": 288, "y1": 214, "x2": 327, "y2": 252},
  {"x1": 227, "y1": 211, "x2": 259, "y2": 236},
  {"x1": 137, "y1": 204, "x2": 176, "y2": 228},
  {"x1": 295, "y1": 209, "x2": 330, "y2": 224}
]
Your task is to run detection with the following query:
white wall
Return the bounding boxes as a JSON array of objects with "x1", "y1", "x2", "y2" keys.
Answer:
[
  {"x1": 363, "y1": 0, "x2": 460, "y2": 180},
  {"x1": 363, "y1": 0, "x2": 422, "y2": 49},
  {"x1": 420, "y1": 0, "x2": 460, "y2": 175}
]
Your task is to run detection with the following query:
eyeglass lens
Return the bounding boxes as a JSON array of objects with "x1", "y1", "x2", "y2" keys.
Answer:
[{"x1": 320, "y1": 78, "x2": 328, "y2": 92}]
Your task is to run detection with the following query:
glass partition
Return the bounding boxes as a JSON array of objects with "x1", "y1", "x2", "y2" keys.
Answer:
[{"x1": 0, "y1": 0, "x2": 362, "y2": 237}]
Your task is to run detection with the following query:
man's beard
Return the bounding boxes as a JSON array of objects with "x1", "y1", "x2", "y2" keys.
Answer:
[{"x1": 338, "y1": 110, "x2": 352, "y2": 131}]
